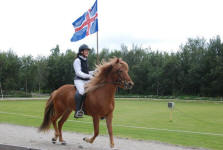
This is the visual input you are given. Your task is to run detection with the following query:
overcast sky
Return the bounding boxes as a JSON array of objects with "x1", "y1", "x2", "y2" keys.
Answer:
[{"x1": 0, "y1": 0, "x2": 223, "y2": 57}]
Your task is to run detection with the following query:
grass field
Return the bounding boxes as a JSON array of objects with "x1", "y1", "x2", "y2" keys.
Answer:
[{"x1": 0, "y1": 98, "x2": 223, "y2": 150}]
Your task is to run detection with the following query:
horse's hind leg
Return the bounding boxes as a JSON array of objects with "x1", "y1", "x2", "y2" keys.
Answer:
[
  {"x1": 52, "y1": 121, "x2": 59, "y2": 143},
  {"x1": 83, "y1": 116, "x2": 99, "y2": 144},
  {"x1": 58, "y1": 110, "x2": 72, "y2": 145},
  {"x1": 51, "y1": 113, "x2": 62, "y2": 144}
]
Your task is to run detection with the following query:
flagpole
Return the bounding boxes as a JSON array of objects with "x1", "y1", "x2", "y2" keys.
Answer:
[
  {"x1": 97, "y1": 31, "x2": 99, "y2": 64},
  {"x1": 96, "y1": 0, "x2": 99, "y2": 65}
]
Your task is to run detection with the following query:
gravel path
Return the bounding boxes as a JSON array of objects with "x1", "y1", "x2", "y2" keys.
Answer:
[{"x1": 0, "y1": 124, "x2": 206, "y2": 150}]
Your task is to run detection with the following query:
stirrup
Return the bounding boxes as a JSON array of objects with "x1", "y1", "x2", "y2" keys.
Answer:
[{"x1": 74, "y1": 110, "x2": 84, "y2": 118}]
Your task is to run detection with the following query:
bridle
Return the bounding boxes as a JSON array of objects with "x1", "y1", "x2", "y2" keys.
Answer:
[
  {"x1": 103, "y1": 69, "x2": 129, "y2": 88},
  {"x1": 89, "y1": 68, "x2": 132, "y2": 91}
]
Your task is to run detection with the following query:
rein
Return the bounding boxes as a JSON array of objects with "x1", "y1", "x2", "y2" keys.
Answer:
[
  {"x1": 103, "y1": 81, "x2": 123, "y2": 86},
  {"x1": 95, "y1": 75, "x2": 127, "y2": 88},
  {"x1": 93, "y1": 81, "x2": 122, "y2": 89},
  {"x1": 100, "y1": 80, "x2": 129, "y2": 90}
]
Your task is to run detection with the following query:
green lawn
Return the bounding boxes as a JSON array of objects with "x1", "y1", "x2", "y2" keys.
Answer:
[{"x1": 0, "y1": 99, "x2": 222, "y2": 150}]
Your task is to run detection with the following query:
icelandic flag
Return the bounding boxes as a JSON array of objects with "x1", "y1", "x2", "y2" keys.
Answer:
[{"x1": 71, "y1": 0, "x2": 98, "y2": 42}]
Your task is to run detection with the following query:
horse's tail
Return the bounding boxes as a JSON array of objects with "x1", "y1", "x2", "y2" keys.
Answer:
[{"x1": 39, "y1": 90, "x2": 56, "y2": 132}]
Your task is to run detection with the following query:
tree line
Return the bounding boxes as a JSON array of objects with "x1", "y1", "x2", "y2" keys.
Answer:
[{"x1": 0, "y1": 36, "x2": 223, "y2": 97}]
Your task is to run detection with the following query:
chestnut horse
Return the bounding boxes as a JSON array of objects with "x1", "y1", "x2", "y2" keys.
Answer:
[{"x1": 39, "y1": 58, "x2": 134, "y2": 149}]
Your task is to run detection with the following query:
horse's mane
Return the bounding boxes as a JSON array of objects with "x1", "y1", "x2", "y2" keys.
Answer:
[{"x1": 85, "y1": 57, "x2": 125, "y2": 93}]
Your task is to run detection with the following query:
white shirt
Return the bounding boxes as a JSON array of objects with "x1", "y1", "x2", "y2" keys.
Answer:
[{"x1": 73, "y1": 56, "x2": 94, "y2": 80}]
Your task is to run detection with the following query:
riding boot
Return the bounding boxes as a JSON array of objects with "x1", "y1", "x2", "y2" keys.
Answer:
[{"x1": 74, "y1": 92, "x2": 84, "y2": 118}]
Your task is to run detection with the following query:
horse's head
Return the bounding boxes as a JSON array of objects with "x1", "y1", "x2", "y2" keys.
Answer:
[
  {"x1": 85, "y1": 58, "x2": 134, "y2": 93},
  {"x1": 110, "y1": 58, "x2": 134, "y2": 89}
]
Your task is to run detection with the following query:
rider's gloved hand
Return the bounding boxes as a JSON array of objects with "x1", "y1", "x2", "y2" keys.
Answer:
[{"x1": 90, "y1": 75, "x2": 94, "y2": 80}]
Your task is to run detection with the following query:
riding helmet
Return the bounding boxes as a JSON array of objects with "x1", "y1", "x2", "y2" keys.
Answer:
[{"x1": 78, "y1": 44, "x2": 91, "y2": 53}]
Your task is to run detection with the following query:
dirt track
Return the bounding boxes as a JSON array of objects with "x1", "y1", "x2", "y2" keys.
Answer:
[{"x1": 0, "y1": 124, "x2": 207, "y2": 150}]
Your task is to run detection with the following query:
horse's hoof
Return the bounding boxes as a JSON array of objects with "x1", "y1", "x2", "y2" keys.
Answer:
[
  {"x1": 83, "y1": 137, "x2": 91, "y2": 143},
  {"x1": 60, "y1": 140, "x2": 67, "y2": 145},
  {"x1": 52, "y1": 138, "x2": 56, "y2": 144},
  {"x1": 83, "y1": 137, "x2": 87, "y2": 142}
]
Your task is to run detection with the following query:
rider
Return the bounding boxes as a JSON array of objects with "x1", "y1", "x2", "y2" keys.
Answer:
[{"x1": 73, "y1": 44, "x2": 94, "y2": 118}]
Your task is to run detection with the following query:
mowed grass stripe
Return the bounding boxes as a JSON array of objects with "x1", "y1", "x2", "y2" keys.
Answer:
[{"x1": 1, "y1": 110, "x2": 222, "y2": 137}]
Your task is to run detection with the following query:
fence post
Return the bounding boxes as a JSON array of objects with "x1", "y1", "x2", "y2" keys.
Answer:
[
  {"x1": 0, "y1": 82, "x2": 3, "y2": 100},
  {"x1": 168, "y1": 102, "x2": 175, "y2": 122}
]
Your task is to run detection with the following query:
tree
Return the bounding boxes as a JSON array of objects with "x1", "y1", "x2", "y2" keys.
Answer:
[
  {"x1": 47, "y1": 46, "x2": 76, "y2": 91},
  {"x1": 1, "y1": 36, "x2": 223, "y2": 97},
  {"x1": 0, "y1": 50, "x2": 21, "y2": 92},
  {"x1": 19, "y1": 55, "x2": 36, "y2": 95},
  {"x1": 35, "y1": 56, "x2": 49, "y2": 94}
]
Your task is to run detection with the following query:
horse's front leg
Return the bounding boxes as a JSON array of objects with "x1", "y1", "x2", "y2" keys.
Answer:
[
  {"x1": 106, "y1": 112, "x2": 115, "y2": 148},
  {"x1": 83, "y1": 116, "x2": 99, "y2": 144}
]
